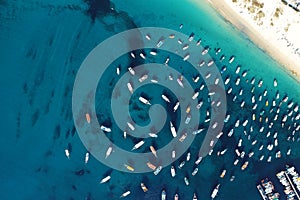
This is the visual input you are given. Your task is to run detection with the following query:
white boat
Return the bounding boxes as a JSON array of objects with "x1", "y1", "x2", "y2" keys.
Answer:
[
  {"x1": 199, "y1": 60, "x2": 205, "y2": 67},
  {"x1": 116, "y1": 67, "x2": 120, "y2": 75},
  {"x1": 139, "y1": 96, "x2": 151, "y2": 105},
  {"x1": 172, "y1": 150, "x2": 176, "y2": 159},
  {"x1": 130, "y1": 52, "x2": 135, "y2": 58},
  {"x1": 165, "y1": 57, "x2": 170, "y2": 64},
  {"x1": 195, "y1": 156, "x2": 203, "y2": 165},
  {"x1": 220, "y1": 169, "x2": 226, "y2": 178},
  {"x1": 100, "y1": 175, "x2": 111, "y2": 184},
  {"x1": 178, "y1": 161, "x2": 185, "y2": 169},
  {"x1": 183, "y1": 54, "x2": 190, "y2": 61},
  {"x1": 132, "y1": 140, "x2": 145, "y2": 150},
  {"x1": 100, "y1": 125, "x2": 111, "y2": 132},
  {"x1": 192, "y1": 167, "x2": 199, "y2": 176},
  {"x1": 120, "y1": 191, "x2": 131, "y2": 198},
  {"x1": 173, "y1": 101, "x2": 180, "y2": 112},
  {"x1": 149, "y1": 133, "x2": 158, "y2": 138},
  {"x1": 162, "y1": 94, "x2": 170, "y2": 103},
  {"x1": 211, "y1": 184, "x2": 220, "y2": 199},
  {"x1": 171, "y1": 165, "x2": 176, "y2": 177},
  {"x1": 170, "y1": 122, "x2": 177, "y2": 137},
  {"x1": 182, "y1": 44, "x2": 189, "y2": 50},
  {"x1": 127, "y1": 122, "x2": 135, "y2": 131},
  {"x1": 192, "y1": 91, "x2": 199, "y2": 99},
  {"x1": 186, "y1": 152, "x2": 191, "y2": 161},
  {"x1": 145, "y1": 34, "x2": 151, "y2": 40},
  {"x1": 235, "y1": 65, "x2": 241, "y2": 74},
  {"x1": 174, "y1": 193, "x2": 179, "y2": 200},
  {"x1": 154, "y1": 166, "x2": 162, "y2": 175},
  {"x1": 259, "y1": 155, "x2": 264, "y2": 161},
  {"x1": 193, "y1": 193, "x2": 198, "y2": 200},
  {"x1": 65, "y1": 149, "x2": 70, "y2": 159},
  {"x1": 127, "y1": 82, "x2": 133, "y2": 94},
  {"x1": 229, "y1": 56, "x2": 235, "y2": 63},
  {"x1": 177, "y1": 78, "x2": 184, "y2": 88},
  {"x1": 161, "y1": 190, "x2": 166, "y2": 200},
  {"x1": 150, "y1": 50, "x2": 157, "y2": 56},
  {"x1": 139, "y1": 74, "x2": 148, "y2": 82},
  {"x1": 228, "y1": 129, "x2": 234, "y2": 137},
  {"x1": 128, "y1": 67, "x2": 135, "y2": 75},
  {"x1": 184, "y1": 177, "x2": 189, "y2": 185},
  {"x1": 150, "y1": 146, "x2": 157, "y2": 157},
  {"x1": 196, "y1": 39, "x2": 201, "y2": 46},
  {"x1": 202, "y1": 47, "x2": 209, "y2": 55},
  {"x1": 234, "y1": 159, "x2": 239, "y2": 165},
  {"x1": 207, "y1": 60, "x2": 214, "y2": 66},
  {"x1": 139, "y1": 52, "x2": 146, "y2": 59},
  {"x1": 220, "y1": 148, "x2": 227, "y2": 155},
  {"x1": 85, "y1": 152, "x2": 89, "y2": 164},
  {"x1": 105, "y1": 146, "x2": 113, "y2": 159}
]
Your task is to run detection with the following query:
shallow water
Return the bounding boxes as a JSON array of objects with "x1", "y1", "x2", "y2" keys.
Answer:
[{"x1": 0, "y1": 0, "x2": 300, "y2": 200}]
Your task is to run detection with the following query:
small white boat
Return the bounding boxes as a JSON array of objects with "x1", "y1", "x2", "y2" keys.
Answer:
[
  {"x1": 139, "y1": 74, "x2": 148, "y2": 82},
  {"x1": 116, "y1": 67, "x2": 120, "y2": 75},
  {"x1": 178, "y1": 161, "x2": 185, "y2": 169},
  {"x1": 100, "y1": 175, "x2": 111, "y2": 184},
  {"x1": 211, "y1": 184, "x2": 220, "y2": 199},
  {"x1": 182, "y1": 44, "x2": 189, "y2": 50},
  {"x1": 105, "y1": 146, "x2": 113, "y2": 159},
  {"x1": 156, "y1": 39, "x2": 164, "y2": 48},
  {"x1": 186, "y1": 152, "x2": 191, "y2": 161},
  {"x1": 139, "y1": 96, "x2": 151, "y2": 105},
  {"x1": 154, "y1": 166, "x2": 162, "y2": 175},
  {"x1": 128, "y1": 67, "x2": 135, "y2": 75},
  {"x1": 127, "y1": 122, "x2": 135, "y2": 131},
  {"x1": 195, "y1": 156, "x2": 203, "y2": 165},
  {"x1": 127, "y1": 82, "x2": 133, "y2": 94},
  {"x1": 177, "y1": 78, "x2": 184, "y2": 88},
  {"x1": 184, "y1": 176, "x2": 189, "y2": 185},
  {"x1": 174, "y1": 193, "x2": 179, "y2": 200},
  {"x1": 139, "y1": 52, "x2": 146, "y2": 59},
  {"x1": 173, "y1": 101, "x2": 180, "y2": 112},
  {"x1": 273, "y1": 79, "x2": 277, "y2": 87},
  {"x1": 192, "y1": 91, "x2": 199, "y2": 100},
  {"x1": 132, "y1": 140, "x2": 145, "y2": 150},
  {"x1": 130, "y1": 52, "x2": 135, "y2": 58},
  {"x1": 171, "y1": 165, "x2": 176, "y2": 177},
  {"x1": 120, "y1": 191, "x2": 131, "y2": 198},
  {"x1": 192, "y1": 167, "x2": 199, "y2": 176},
  {"x1": 172, "y1": 150, "x2": 176, "y2": 159},
  {"x1": 145, "y1": 34, "x2": 151, "y2": 40},
  {"x1": 193, "y1": 193, "x2": 198, "y2": 200},
  {"x1": 259, "y1": 155, "x2": 264, "y2": 161},
  {"x1": 183, "y1": 54, "x2": 190, "y2": 61},
  {"x1": 100, "y1": 125, "x2": 111, "y2": 132},
  {"x1": 161, "y1": 190, "x2": 166, "y2": 200},
  {"x1": 85, "y1": 152, "x2": 89, "y2": 164},
  {"x1": 233, "y1": 159, "x2": 239, "y2": 165},
  {"x1": 65, "y1": 149, "x2": 70, "y2": 159},
  {"x1": 162, "y1": 94, "x2": 170, "y2": 103},
  {"x1": 229, "y1": 56, "x2": 235, "y2": 63},
  {"x1": 149, "y1": 133, "x2": 158, "y2": 138},
  {"x1": 207, "y1": 60, "x2": 214, "y2": 66},
  {"x1": 170, "y1": 122, "x2": 177, "y2": 137}
]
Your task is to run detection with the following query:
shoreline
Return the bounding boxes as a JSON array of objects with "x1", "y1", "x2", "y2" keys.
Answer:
[{"x1": 204, "y1": 0, "x2": 300, "y2": 82}]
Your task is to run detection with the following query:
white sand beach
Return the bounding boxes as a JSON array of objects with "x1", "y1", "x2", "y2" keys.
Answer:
[{"x1": 204, "y1": 0, "x2": 300, "y2": 81}]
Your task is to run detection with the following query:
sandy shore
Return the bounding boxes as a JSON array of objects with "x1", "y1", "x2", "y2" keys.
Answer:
[{"x1": 204, "y1": 0, "x2": 300, "y2": 82}]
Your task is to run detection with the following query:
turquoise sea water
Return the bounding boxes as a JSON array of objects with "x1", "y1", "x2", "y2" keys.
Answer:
[{"x1": 1, "y1": 0, "x2": 300, "y2": 200}]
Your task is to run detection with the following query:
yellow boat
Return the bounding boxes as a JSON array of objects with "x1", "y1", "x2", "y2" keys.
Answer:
[
  {"x1": 241, "y1": 161, "x2": 249, "y2": 170},
  {"x1": 124, "y1": 164, "x2": 134, "y2": 172}
]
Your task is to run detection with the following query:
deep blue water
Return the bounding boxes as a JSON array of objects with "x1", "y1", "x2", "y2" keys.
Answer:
[{"x1": 1, "y1": 0, "x2": 300, "y2": 199}]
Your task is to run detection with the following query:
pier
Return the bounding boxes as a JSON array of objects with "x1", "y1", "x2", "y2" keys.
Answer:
[{"x1": 284, "y1": 171, "x2": 300, "y2": 200}]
